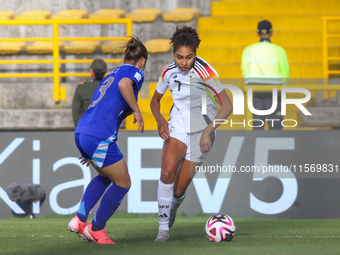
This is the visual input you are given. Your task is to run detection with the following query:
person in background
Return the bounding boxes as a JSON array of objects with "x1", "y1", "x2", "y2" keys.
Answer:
[
  {"x1": 72, "y1": 59, "x2": 107, "y2": 126},
  {"x1": 241, "y1": 20, "x2": 289, "y2": 130}
]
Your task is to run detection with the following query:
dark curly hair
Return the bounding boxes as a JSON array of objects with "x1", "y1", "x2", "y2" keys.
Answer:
[{"x1": 170, "y1": 25, "x2": 201, "y2": 54}]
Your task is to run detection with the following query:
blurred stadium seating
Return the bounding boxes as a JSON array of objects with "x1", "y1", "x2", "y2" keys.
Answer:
[
  {"x1": 27, "y1": 41, "x2": 64, "y2": 55},
  {"x1": 89, "y1": 9, "x2": 126, "y2": 19},
  {"x1": 199, "y1": 0, "x2": 340, "y2": 79},
  {"x1": 0, "y1": 41, "x2": 26, "y2": 55},
  {"x1": 144, "y1": 39, "x2": 171, "y2": 53},
  {"x1": 0, "y1": 0, "x2": 339, "y2": 130},
  {"x1": 126, "y1": 8, "x2": 162, "y2": 22},
  {"x1": 51, "y1": 10, "x2": 89, "y2": 19},
  {"x1": 162, "y1": 8, "x2": 201, "y2": 22},
  {"x1": 196, "y1": 0, "x2": 340, "y2": 130},
  {"x1": 64, "y1": 41, "x2": 101, "y2": 55},
  {"x1": 15, "y1": 10, "x2": 52, "y2": 20},
  {"x1": 0, "y1": 10, "x2": 14, "y2": 20}
]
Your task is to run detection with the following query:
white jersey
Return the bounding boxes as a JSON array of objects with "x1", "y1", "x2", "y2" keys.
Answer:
[{"x1": 156, "y1": 57, "x2": 223, "y2": 133}]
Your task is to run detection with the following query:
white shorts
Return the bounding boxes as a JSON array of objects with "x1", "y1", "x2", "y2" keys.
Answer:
[{"x1": 168, "y1": 114, "x2": 216, "y2": 163}]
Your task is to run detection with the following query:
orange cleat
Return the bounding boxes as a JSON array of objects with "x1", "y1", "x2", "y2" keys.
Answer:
[
  {"x1": 84, "y1": 223, "x2": 116, "y2": 244},
  {"x1": 68, "y1": 215, "x2": 88, "y2": 239}
]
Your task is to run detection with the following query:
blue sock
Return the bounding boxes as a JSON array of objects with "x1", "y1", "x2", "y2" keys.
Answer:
[
  {"x1": 76, "y1": 175, "x2": 111, "y2": 221},
  {"x1": 92, "y1": 183, "x2": 129, "y2": 230}
]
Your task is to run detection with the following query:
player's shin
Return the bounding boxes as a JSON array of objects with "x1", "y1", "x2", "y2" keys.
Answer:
[
  {"x1": 76, "y1": 175, "x2": 111, "y2": 221},
  {"x1": 158, "y1": 180, "x2": 174, "y2": 231},
  {"x1": 92, "y1": 183, "x2": 129, "y2": 230},
  {"x1": 169, "y1": 191, "x2": 187, "y2": 228}
]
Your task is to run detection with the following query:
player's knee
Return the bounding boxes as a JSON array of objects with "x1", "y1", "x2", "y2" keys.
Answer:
[
  {"x1": 124, "y1": 180, "x2": 131, "y2": 190},
  {"x1": 160, "y1": 169, "x2": 176, "y2": 184},
  {"x1": 116, "y1": 178, "x2": 131, "y2": 190}
]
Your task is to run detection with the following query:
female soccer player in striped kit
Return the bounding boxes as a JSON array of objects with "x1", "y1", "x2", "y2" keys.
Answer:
[
  {"x1": 68, "y1": 37, "x2": 147, "y2": 244},
  {"x1": 151, "y1": 26, "x2": 233, "y2": 241}
]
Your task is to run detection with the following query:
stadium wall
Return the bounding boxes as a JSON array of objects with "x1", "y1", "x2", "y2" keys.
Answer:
[
  {"x1": 2, "y1": 0, "x2": 212, "y2": 16},
  {"x1": 0, "y1": 0, "x2": 207, "y2": 129},
  {"x1": 0, "y1": 130, "x2": 339, "y2": 219},
  {"x1": 0, "y1": 0, "x2": 205, "y2": 41}
]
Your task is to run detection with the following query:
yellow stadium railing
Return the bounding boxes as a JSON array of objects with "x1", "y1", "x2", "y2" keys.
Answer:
[
  {"x1": 244, "y1": 85, "x2": 340, "y2": 130},
  {"x1": 322, "y1": 16, "x2": 340, "y2": 99},
  {"x1": 0, "y1": 19, "x2": 132, "y2": 102}
]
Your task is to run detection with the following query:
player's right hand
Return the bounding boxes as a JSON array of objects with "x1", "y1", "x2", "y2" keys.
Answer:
[
  {"x1": 133, "y1": 110, "x2": 144, "y2": 133},
  {"x1": 78, "y1": 156, "x2": 91, "y2": 167},
  {"x1": 157, "y1": 117, "x2": 170, "y2": 140}
]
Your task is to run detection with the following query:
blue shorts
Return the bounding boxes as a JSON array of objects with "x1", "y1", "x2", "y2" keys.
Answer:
[{"x1": 74, "y1": 133, "x2": 123, "y2": 168}]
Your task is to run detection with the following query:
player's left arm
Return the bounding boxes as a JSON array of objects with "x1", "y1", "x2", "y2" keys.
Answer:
[
  {"x1": 118, "y1": 77, "x2": 144, "y2": 133},
  {"x1": 200, "y1": 89, "x2": 233, "y2": 153}
]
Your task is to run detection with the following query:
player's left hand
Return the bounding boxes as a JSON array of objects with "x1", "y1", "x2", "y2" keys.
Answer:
[
  {"x1": 133, "y1": 110, "x2": 144, "y2": 133},
  {"x1": 200, "y1": 129, "x2": 211, "y2": 153}
]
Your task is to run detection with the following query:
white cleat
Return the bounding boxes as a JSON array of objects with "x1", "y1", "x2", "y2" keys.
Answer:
[{"x1": 154, "y1": 230, "x2": 170, "y2": 242}]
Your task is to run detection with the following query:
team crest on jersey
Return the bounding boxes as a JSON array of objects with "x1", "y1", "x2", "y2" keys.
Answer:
[
  {"x1": 134, "y1": 72, "x2": 142, "y2": 82},
  {"x1": 187, "y1": 71, "x2": 195, "y2": 80}
]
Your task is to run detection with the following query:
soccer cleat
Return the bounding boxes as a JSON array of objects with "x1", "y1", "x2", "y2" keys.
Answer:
[
  {"x1": 84, "y1": 223, "x2": 116, "y2": 244},
  {"x1": 68, "y1": 215, "x2": 88, "y2": 239},
  {"x1": 154, "y1": 230, "x2": 170, "y2": 242},
  {"x1": 169, "y1": 207, "x2": 178, "y2": 228}
]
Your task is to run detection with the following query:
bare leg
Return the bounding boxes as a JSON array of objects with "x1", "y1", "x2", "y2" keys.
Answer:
[
  {"x1": 173, "y1": 159, "x2": 202, "y2": 198},
  {"x1": 97, "y1": 158, "x2": 131, "y2": 189},
  {"x1": 160, "y1": 137, "x2": 187, "y2": 184},
  {"x1": 155, "y1": 137, "x2": 187, "y2": 241},
  {"x1": 168, "y1": 160, "x2": 202, "y2": 228}
]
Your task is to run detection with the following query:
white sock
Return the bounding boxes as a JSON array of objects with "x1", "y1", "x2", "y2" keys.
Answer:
[
  {"x1": 158, "y1": 180, "x2": 174, "y2": 231},
  {"x1": 171, "y1": 191, "x2": 187, "y2": 213}
]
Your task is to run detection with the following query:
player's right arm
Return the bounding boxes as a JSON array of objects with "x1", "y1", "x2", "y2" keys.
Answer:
[{"x1": 150, "y1": 91, "x2": 169, "y2": 140}]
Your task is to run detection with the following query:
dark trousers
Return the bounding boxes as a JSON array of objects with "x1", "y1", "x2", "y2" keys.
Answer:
[{"x1": 252, "y1": 92, "x2": 283, "y2": 130}]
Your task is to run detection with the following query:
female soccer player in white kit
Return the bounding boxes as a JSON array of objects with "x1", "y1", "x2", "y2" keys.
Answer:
[{"x1": 150, "y1": 26, "x2": 233, "y2": 241}]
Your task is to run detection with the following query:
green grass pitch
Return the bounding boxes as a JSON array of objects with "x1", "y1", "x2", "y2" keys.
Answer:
[{"x1": 1, "y1": 213, "x2": 340, "y2": 255}]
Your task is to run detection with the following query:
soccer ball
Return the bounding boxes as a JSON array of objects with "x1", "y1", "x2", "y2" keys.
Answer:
[{"x1": 205, "y1": 213, "x2": 236, "y2": 242}]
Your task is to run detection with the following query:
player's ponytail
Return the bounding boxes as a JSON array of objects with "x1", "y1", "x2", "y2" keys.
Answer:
[
  {"x1": 170, "y1": 25, "x2": 201, "y2": 54},
  {"x1": 93, "y1": 69, "x2": 106, "y2": 81},
  {"x1": 124, "y1": 36, "x2": 148, "y2": 63}
]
